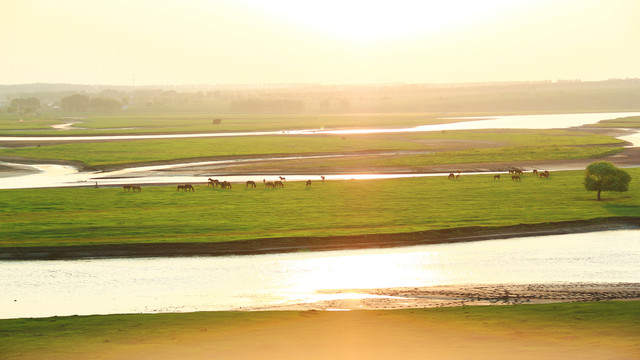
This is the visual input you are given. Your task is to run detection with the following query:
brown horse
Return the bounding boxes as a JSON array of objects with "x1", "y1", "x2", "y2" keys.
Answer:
[
  {"x1": 279, "y1": 176, "x2": 286, "y2": 182},
  {"x1": 448, "y1": 173, "x2": 455, "y2": 180},
  {"x1": 306, "y1": 180, "x2": 312, "y2": 188},
  {"x1": 265, "y1": 181, "x2": 274, "y2": 188},
  {"x1": 207, "y1": 178, "x2": 219, "y2": 187},
  {"x1": 512, "y1": 175, "x2": 521, "y2": 181},
  {"x1": 539, "y1": 170, "x2": 550, "y2": 179},
  {"x1": 123, "y1": 185, "x2": 132, "y2": 192},
  {"x1": 320, "y1": 176, "x2": 325, "y2": 181},
  {"x1": 131, "y1": 185, "x2": 142, "y2": 192},
  {"x1": 177, "y1": 184, "x2": 194, "y2": 191},
  {"x1": 220, "y1": 181, "x2": 232, "y2": 189},
  {"x1": 532, "y1": 169, "x2": 538, "y2": 175},
  {"x1": 274, "y1": 180, "x2": 284, "y2": 188},
  {"x1": 246, "y1": 181, "x2": 256, "y2": 188},
  {"x1": 493, "y1": 174, "x2": 501, "y2": 180}
]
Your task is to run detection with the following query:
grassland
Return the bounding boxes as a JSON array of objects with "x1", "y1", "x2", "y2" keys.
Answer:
[
  {"x1": 1, "y1": 301, "x2": 638, "y2": 359},
  {"x1": 0, "y1": 129, "x2": 623, "y2": 167},
  {"x1": 0, "y1": 169, "x2": 638, "y2": 249}
]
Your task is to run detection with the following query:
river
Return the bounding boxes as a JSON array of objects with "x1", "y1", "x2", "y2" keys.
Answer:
[
  {"x1": 1, "y1": 111, "x2": 639, "y2": 189},
  {"x1": 1, "y1": 230, "x2": 638, "y2": 319}
]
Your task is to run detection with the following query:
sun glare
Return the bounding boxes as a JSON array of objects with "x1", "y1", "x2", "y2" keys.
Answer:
[{"x1": 234, "y1": 0, "x2": 529, "y2": 43}]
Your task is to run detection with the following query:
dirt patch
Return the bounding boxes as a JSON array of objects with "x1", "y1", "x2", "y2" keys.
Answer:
[{"x1": 256, "y1": 283, "x2": 640, "y2": 311}]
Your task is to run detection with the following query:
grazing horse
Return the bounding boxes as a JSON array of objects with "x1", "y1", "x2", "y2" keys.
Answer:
[
  {"x1": 494, "y1": 174, "x2": 501, "y2": 180},
  {"x1": 511, "y1": 175, "x2": 521, "y2": 181},
  {"x1": 306, "y1": 180, "x2": 312, "y2": 188},
  {"x1": 532, "y1": 169, "x2": 538, "y2": 175},
  {"x1": 123, "y1": 185, "x2": 132, "y2": 192},
  {"x1": 274, "y1": 180, "x2": 284, "y2": 188},
  {"x1": 246, "y1": 181, "x2": 256, "y2": 188},
  {"x1": 539, "y1": 170, "x2": 550, "y2": 179},
  {"x1": 207, "y1": 178, "x2": 219, "y2": 187},
  {"x1": 220, "y1": 181, "x2": 232, "y2": 189},
  {"x1": 177, "y1": 184, "x2": 185, "y2": 191},
  {"x1": 131, "y1": 185, "x2": 142, "y2": 192},
  {"x1": 265, "y1": 181, "x2": 274, "y2": 188},
  {"x1": 448, "y1": 173, "x2": 456, "y2": 180},
  {"x1": 177, "y1": 184, "x2": 194, "y2": 191}
]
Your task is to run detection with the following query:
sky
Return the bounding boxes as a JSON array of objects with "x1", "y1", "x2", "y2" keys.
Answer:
[{"x1": 1, "y1": 0, "x2": 639, "y2": 86}]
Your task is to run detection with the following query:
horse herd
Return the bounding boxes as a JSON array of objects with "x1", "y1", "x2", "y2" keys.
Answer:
[
  {"x1": 448, "y1": 168, "x2": 551, "y2": 182},
  {"x1": 122, "y1": 169, "x2": 550, "y2": 192}
]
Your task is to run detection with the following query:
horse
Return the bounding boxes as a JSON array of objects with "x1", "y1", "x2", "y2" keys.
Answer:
[
  {"x1": 448, "y1": 173, "x2": 455, "y2": 180},
  {"x1": 274, "y1": 180, "x2": 284, "y2": 188},
  {"x1": 279, "y1": 176, "x2": 286, "y2": 182},
  {"x1": 306, "y1": 180, "x2": 312, "y2": 188},
  {"x1": 514, "y1": 169, "x2": 523, "y2": 175},
  {"x1": 532, "y1": 169, "x2": 538, "y2": 175},
  {"x1": 131, "y1": 185, "x2": 142, "y2": 192},
  {"x1": 320, "y1": 176, "x2": 325, "y2": 181},
  {"x1": 177, "y1": 184, "x2": 185, "y2": 191},
  {"x1": 511, "y1": 175, "x2": 521, "y2": 181},
  {"x1": 123, "y1": 185, "x2": 132, "y2": 192},
  {"x1": 207, "y1": 178, "x2": 219, "y2": 187},
  {"x1": 220, "y1": 181, "x2": 232, "y2": 189},
  {"x1": 184, "y1": 184, "x2": 195, "y2": 191},
  {"x1": 539, "y1": 171, "x2": 550, "y2": 179},
  {"x1": 493, "y1": 174, "x2": 501, "y2": 180},
  {"x1": 246, "y1": 180, "x2": 256, "y2": 188},
  {"x1": 265, "y1": 181, "x2": 274, "y2": 188}
]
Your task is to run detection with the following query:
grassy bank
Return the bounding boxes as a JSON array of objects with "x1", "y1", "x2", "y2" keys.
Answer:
[
  {"x1": 1, "y1": 169, "x2": 638, "y2": 248},
  {"x1": 1, "y1": 301, "x2": 638, "y2": 359},
  {"x1": 0, "y1": 129, "x2": 622, "y2": 167}
]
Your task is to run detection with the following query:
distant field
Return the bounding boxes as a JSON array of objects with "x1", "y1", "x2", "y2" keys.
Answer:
[
  {"x1": 591, "y1": 116, "x2": 640, "y2": 128},
  {"x1": 1, "y1": 301, "x2": 638, "y2": 360},
  {"x1": 0, "y1": 129, "x2": 622, "y2": 167},
  {"x1": 0, "y1": 169, "x2": 637, "y2": 248}
]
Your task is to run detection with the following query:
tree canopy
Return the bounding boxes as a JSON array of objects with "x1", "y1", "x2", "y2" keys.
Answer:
[{"x1": 583, "y1": 161, "x2": 631, "y2": 200}]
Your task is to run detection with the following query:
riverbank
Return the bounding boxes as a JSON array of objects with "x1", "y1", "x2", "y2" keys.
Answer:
[
  {"x1": 2, "y1": 300, "x2": 639, "y2": 360},
  {"x1": 3, "y1": 216, "x2": 638, "y2": 260}
]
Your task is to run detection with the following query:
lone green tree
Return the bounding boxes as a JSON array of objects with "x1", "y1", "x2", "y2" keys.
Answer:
[{"x1": 583, "y1": 161, "x2": 631, "y2": 201}]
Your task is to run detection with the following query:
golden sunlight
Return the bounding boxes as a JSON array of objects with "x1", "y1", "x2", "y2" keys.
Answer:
[{"x1": 234, "y1": 0, "x2": 529, "y2": 43}]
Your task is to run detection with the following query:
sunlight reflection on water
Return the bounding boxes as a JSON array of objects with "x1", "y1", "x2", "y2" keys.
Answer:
[{"x1": 1, "y1": 230, "x2": 638, "y2": 319}]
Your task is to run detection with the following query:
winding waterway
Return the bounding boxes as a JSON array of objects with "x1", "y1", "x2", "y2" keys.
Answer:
[
  {"x1": 1, "y1": 112, "x2": 639, "y2": 189},
  {"x1": 1, "y1": 230, "x2": 638, "y2": 319}
]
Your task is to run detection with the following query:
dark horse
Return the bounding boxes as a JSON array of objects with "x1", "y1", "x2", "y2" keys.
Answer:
[
  {"x1": 265, "y1": 181, "x2": 274, "y2": 188},
  {"x1": 539, "y1": 170, "x2": 550, "y2": 179},
  {"x1": 131, "y1": 185, "x2": 142, "y2": 192},
  {"x1": 448, "y1": 173, "x2": 456, "y2": 180},
  {"x1": 493, "y1": 174, "x2": 501, "y2": 180},
  {"x1": 274, "y1": 180, "x2": 284, "y2": 188},
  {"x1": 123, "y1": 185, "x2": 132, "y2": 192},
  {"x1": 246, "y1": 181, "x2": 256, "y2": 188},
  {"x1": 177, "y1": 184, "x2": 195, "y2": 191},
  {"x1": 306, "y1": 180, "x2": 312, "y2": 188},
  {"x1": 207, "y1": 178, "x2": 219, "y2": 187},
  {"x1": 220, "y1": 181, "x2": 232, "y2": 189},
  {"x1": 511, "y1": 175, "x2": 521, "y2": 181}
]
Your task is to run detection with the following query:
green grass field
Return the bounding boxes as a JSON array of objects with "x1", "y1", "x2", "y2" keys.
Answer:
[
  {"x1": 1, "y1": 301, "x2": 638, "y2": 359},
  {"x1": 0, "y1": 129, "x2": 622, "y2": 167},
  {"x1": 1, "y1": 169, "x2": 637, "y2": 248}
]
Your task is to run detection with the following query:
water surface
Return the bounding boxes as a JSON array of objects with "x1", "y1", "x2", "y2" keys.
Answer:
[{"x1": 1, "y1": 230, "x2": 638, "y2": 319}]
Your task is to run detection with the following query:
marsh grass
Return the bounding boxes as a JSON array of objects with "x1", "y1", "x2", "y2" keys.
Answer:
[{"x1": 1, "y1": 169, "x2": 638, "y2": 247}]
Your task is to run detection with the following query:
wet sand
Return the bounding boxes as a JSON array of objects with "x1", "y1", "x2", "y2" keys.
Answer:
[{"x1": 259, "y1": 283, "x2": 640, "y2": 311}]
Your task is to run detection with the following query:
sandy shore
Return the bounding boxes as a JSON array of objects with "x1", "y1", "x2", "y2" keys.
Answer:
[{"x1": 256, "y1": 282, "x2": 640, "y2": 311}]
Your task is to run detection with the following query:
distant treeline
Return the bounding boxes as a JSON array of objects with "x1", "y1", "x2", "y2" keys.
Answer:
[
  {"x1": 230, "y1": 98, "x2": 305, "y2": 112},
  {"x1": 7, "y1": 97, "x2": 41, "y2": 115},
  {"x1": 60, "y1": 94, "x2": 122, "y2": 112}
]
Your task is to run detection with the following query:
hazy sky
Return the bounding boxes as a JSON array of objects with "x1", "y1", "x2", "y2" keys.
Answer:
[{"x1": 2, "y1": 0, "x2": 638, "y2": 85}]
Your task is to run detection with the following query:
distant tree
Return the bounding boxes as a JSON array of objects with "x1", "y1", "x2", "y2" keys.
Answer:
[
  {"x1": 61, "y1": 94, "x2": 91, "y2": 112},
  {"x1": 8, "y1": 97, "x2": 40, "y2": 115},
  {"x1": 583, "y1": 161, "x2": 631, "y2": 201}
]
